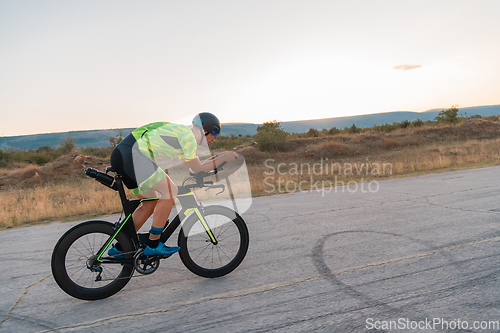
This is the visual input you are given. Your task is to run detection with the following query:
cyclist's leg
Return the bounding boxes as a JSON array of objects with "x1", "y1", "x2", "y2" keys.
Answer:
[
  {"x1": 145, "y1": 176, "x2": 177, "y2": 248},
  {"x1": 132, "y1": 194, "x2": 157, "y2": 231},
  {"x1": 151, "y1": 176, "x2": 177, "y2": 227}
]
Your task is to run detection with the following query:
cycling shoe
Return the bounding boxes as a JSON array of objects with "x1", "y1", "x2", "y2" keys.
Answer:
[
  {"x1": 144, "y1": 243, "x2": 180, "y2": 256},
  {"x1": 107, "y1": 244, "x2": 124, "y2": 258}
]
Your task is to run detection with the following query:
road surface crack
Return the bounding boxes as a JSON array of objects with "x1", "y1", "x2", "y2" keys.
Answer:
[
  {"x1": 0, "y1": 274, "x2": 52, "y2": 329},
  {"x1": 393, "y1": 186, "x2": 500, "y2": 215}
]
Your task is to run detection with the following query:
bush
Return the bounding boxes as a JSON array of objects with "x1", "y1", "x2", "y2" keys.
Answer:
[
  {"x1": 81, "y1": 146, "x2": 112, "y2": 158},
  {"x1": 348, "y1": 124, "x2": 360, "y2": 134},
  {"x1": 59, "y1": 137, "x2": 76, "y2": 154},
  {"x1": 371, "y1": 119, "x2": 422, "y2": 132},
  {"x1": 208, "y1": 134, "x2": 253, "y2": 150},
  {"x1": 306, "y1": 128, "x2": 320, "y2": 137},
  {"x1": 434, "y1": 106, "x2": 459, "y2": 123},
  {"x1": 372, "y1": 123, "x2": 396, "y2": 132},
  {"x1": 483, "y1": 115, "x2": 500, "y2": 122},
  {"x1": 327, "y1": 127, "x2": 340, "y2": 135},
  {"x1": 0, "y1": 149, "x2": 7, "y2": 167},
  {"x1": 109, "y1": 131, "x2": 123, "y2": 148},
  {"x1": 0, "y1": 146, "x2": 60, "y2": 167},
  {"x1": 412, "y1": 119, "x2": 425, "y2": 127},
  {"x1": 29, "y1": 153, "x2": 53, "y2": 165},
  {"x1": 400, "y1": 120, "x2": 411, "y2": 128},
  {"x1": 254, "y1": 120, "x2": 289, "y2": 151}
]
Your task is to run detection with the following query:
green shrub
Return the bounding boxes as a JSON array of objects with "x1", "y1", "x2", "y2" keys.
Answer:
[
  {"x1": 412, "y1": 119, "x2": 425, "y2": 127},
  {"x1": 0, "y1": 147, "x2": 59, "y2": 167},
  {"x1": 306, "y1": 128, "x2": 320, "y2": 137},
  {"x1": 29, "y1": 153, "x2": 53, "y2": 165},
  {"x1": 348, "y1": 124, "x2": 360, "y2": 134},
  {"x1": 254, "y1": 120, "x2": 289, "y2": 151},
  {"x1": 0, "y1": 149, "x2": 7, "y2": 167},
  {"x1": 109, "y1": 131, "x2": 123, "y2": 148},
  {"x1": 482, "y1": 115, "x2": 499, "y2": 122},
  {"x1": 434, "y1": 106, "x2": 459, "y2": 123},
  {"x1": 400, "y1": 120, "x2": 411, "y2": 128},
  {"x1": 371, "y1": 120, "x2": 415, "y2": 133},
  {"x1": 59, "y1": 137, "x2": 76, "y2": 154},
  {"x1": 209, "y1": 134, "x2": 253, "y2": 150},
  {"x1": 81, "y1": 146, "x2": 112, "y2": 158},
  {"x1": 327, "y1": 127, "x2": 340, "y2": 135}
]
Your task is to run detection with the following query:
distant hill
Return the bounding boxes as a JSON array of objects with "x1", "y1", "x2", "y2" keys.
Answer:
[
  {"x1": 1, "y1": 105, "x2": 499, "y2": 150},
  {"x1": 280, "y1": 105, "x2": 500, "y2": 133},
  {"x1": 0, "y1": 128, "x2": 136, "y2": 151}
]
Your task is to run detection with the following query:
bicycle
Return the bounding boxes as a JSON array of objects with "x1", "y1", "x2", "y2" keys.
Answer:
[{"x1": 51, "y1": 162, "x2": 249, "y2": 300}]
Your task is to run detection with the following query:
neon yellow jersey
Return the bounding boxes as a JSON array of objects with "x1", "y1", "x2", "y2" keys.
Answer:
[{"x1": 131, "y1": 122, "x2": 198, "y2": 161}]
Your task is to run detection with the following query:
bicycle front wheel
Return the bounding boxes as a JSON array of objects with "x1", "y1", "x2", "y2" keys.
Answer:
[
  {"x1": 51, "y1": 221, "x2": 135, "y2": 300},
  {"x1": 178, "y1": 205, "x2": 249, "y2": 278}
]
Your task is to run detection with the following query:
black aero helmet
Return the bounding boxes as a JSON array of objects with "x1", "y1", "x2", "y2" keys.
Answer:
[{"x1": 192, "y1": 112, "x2": 221, "y2": 138}]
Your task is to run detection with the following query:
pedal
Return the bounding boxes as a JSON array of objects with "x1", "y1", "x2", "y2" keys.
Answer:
[{"x1": 159, "y1": 254, "x2": 173, "y2": 259}]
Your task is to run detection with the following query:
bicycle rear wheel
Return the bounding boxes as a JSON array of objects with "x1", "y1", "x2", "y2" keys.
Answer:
[
  {"x1": 51, "y1": 221, "x2": 135, "y2": 300},
  {"x1": 178, "y1": 205, "x2": 249, "y2": 278}
]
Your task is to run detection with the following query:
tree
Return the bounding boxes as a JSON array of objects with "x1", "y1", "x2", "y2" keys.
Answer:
[
  {"x1": 328, "y1": 127, "x2": 340, "y2": 135},
  {"x1": 109, "y1": 131, "x2": 123, "y2": 148},
  {"x1": 349, "y1": 124, "x2": 360, "y2": 134},
  {"x1": 254, "y1": 120, "x2": 289, "y2": 151},
  {"x1": 307, "y1": 128, "x2": 320, "y2": 137},
  {"x1": 59, "y1": 136, "x2": 76, "y2": 154},
  {"x1": 434, "y1": 105, "x2": 459, "y2": 123},
  {"x1": 412, "y1": 119, "x2": 425, "y2": 127}
]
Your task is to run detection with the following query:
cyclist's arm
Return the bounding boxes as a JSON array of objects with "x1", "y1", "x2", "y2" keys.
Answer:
[{"x1": 183, "y1": 152, "x2": 237, "y2": 173}]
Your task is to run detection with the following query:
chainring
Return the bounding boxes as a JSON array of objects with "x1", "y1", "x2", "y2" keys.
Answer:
[{"x1": 133, "y1": 250, "x2": 160, "y2": 275}]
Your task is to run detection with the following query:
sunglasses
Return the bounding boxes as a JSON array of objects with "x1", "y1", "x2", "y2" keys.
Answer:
[{"x1": 209, "y1": 126, "x2": 220, "y2": 139}]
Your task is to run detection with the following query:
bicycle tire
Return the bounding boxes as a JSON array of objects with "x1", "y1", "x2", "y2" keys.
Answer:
[
  {"x1": 178, "y1": 205, "x2": 249, "y2": 278},
  {"x1": 51, "y1": 221, "x2": 135, "y2": 300}
]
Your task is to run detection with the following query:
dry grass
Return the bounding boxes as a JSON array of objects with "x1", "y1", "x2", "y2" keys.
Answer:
[
  {"x1": 248, "y1": 138, "x2": 500, "y2": 195},
  {"x1": 0, "y1": 179, "x2": 121, "y2": 229}
]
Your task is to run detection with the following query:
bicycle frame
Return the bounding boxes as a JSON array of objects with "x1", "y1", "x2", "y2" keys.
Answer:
[{"x1": 94, "y1": 174, "x2": 217, "y2": 264}]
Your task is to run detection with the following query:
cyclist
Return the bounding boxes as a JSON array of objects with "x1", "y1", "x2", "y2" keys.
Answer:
[{"x1": 108, "y1": 112, "x2": 237, "y2": 257}]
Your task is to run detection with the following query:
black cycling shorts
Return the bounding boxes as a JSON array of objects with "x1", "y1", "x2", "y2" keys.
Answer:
[{"x1": 110, "y1": 134, "x2": 166, "y2": 195}]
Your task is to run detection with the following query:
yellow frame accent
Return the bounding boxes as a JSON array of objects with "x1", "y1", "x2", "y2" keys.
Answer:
[{"x1": 187, "y1": 208, "x2": 217, "y2": 244}]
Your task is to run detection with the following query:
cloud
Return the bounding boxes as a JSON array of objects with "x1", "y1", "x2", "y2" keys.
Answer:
[{"x1": 393, "y1": 64, "x2": 422, "y2": 71}]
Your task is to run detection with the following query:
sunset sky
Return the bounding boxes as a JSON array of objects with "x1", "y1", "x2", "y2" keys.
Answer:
[{"x1": 1, "y1": 0, "x2": 499, "y2": 136}]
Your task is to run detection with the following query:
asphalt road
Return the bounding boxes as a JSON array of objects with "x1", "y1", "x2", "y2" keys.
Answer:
[{"x1": 1, "y1": 166, "x2": 500, "y2": 333}]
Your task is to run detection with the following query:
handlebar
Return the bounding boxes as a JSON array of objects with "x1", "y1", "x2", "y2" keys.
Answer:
[
  {"x1": 182, "y1": 161, "x2": 228, "y2": 194},
  {"x1": 188, "y1": 161, "x2": 226, "y2": 180}
]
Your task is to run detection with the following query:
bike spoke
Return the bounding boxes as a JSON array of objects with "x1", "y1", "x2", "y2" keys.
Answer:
[
  {"x1": 216, "y1": 230, "x2": 240, "y2": 242},
  {"x1": 63, "y1": 231, "x2": 131, "y2": 289},
  {"x1": 68, "y1": 245, "x2": 89, "y2": 260},
  {"x1": 215, "y1": 246, "x2": 224, "y2": 268},
  {"x1": 215, "y1": 243, "x2": 233, "y2": 261},
  {"x1": 184, "y1": 213, "x2": 244, "y2": 270},
  {"x1": 192, "y1": 242, "x2": 212, "y2": 260}
]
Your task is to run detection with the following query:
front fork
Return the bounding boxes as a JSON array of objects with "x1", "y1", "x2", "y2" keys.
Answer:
[
  {"x1": 191, "y1": 207, "x2": 218, "y2": 245},
  {"x1": 171, "y1": 206, "x2": 218, "y2": 245}
]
